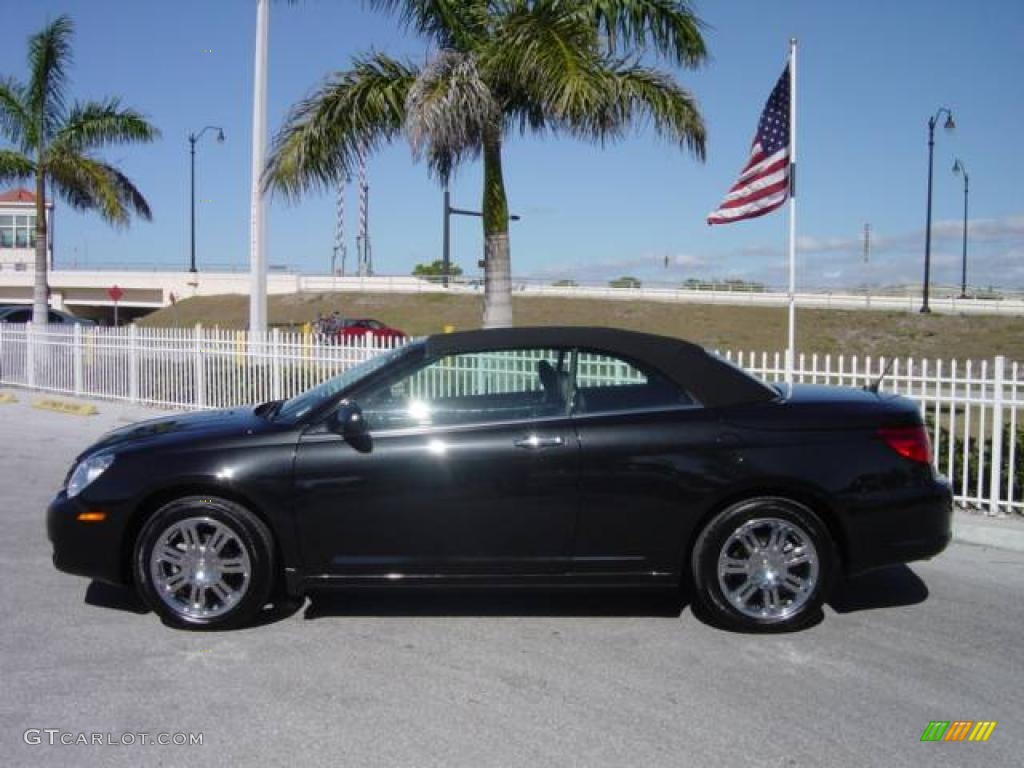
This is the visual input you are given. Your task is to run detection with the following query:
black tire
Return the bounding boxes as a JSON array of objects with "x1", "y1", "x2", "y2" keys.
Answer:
[
  {"x1": 133, "y1": 495, "x2": 276, "y2": 630},
  {"x1": 690, "y1": 497, "x2": 835, "y2": 633}
]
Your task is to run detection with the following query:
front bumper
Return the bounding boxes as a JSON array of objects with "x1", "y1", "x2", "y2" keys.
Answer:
[
  {"x1": 47, "y1": 491, "x2": 131, "y2": 586},
  {"x1": 841, "y1": 477, "x2": 954, "y2": 575}
]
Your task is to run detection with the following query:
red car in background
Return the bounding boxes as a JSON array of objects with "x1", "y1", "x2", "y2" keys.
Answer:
[{"x1": 334, "y1": 318, "x2": 407, "y2": 341}]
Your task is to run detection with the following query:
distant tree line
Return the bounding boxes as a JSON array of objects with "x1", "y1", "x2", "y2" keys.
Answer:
[{"x1": 413, "y1": 260, "x2": 462, "y2": 278}]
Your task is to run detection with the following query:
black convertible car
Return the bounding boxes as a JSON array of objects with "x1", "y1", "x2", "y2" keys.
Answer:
[{"x1": 48, "y1": 327, "x2": 951, "y2": 631}]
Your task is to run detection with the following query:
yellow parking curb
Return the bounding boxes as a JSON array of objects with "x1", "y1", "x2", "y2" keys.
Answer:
[
  {"x1": 33, "y1": 397, "x2": 98, "y2": 416},
  {"x1": 0, "y1": 392, "x2": 17, "y2": 404}
]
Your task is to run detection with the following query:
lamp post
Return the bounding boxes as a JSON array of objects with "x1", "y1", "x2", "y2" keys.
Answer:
[
  {"x1": 442, "y1": 182, "x2": 520, "y2": 287},
  {"x1": 952, "y1": 158, "x2": 969, "y2": 298},
  {"x1": 921, "y1": 107, "x2": 955, "y2": 313},
  {"x1": 188, "y1": 126, "x2": 225, "y2": 273}
]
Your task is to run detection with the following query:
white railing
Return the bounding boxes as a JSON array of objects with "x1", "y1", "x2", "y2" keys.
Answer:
[{"x1": 1, "y1": 324, "x2": 1020, "y2": 514}]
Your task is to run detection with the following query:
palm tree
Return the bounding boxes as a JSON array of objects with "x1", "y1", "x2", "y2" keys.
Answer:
[
  {"x1": 0, "y1": 15, "x2": 159, "y2": 324},
  {"x1": 265, "y1": 0, "x2": 707, "y2": 327}
]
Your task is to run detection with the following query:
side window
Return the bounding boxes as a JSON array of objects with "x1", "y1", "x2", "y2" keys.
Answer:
[
  {"x1": 573, "y1": 351, "x2": 693, "y2": 415},
  {"x1": 6, "y1": 309, "x2": 31, "y2": 323},
  {"x1": 360, "y1": 348, "x2": 569, "y2": 431},
  {"x1": 48, "y1": 311, "x2": 64, "y2": 323}
]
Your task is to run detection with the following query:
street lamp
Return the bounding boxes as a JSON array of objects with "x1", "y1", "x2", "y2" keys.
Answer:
[
  {"x1": 921, "y1": 107, "x2": 955, "y2": 313},
  {"x1": 952, "y1": 158, "x2": 969, "y2": 299},
  {"x1": 188, "y1": 126, "x2": 226, "y2": 273}
]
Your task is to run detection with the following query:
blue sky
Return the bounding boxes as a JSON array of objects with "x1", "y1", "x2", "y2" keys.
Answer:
[{"x1": 1, "y1": 0, "x2": 1022, "y2": 289}]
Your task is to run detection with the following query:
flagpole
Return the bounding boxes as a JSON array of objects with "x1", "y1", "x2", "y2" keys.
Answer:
[
  {"x1": 786, "y1": 38, "x2": 797, "y2": 385},
  {"x1": 249, "y1": 0, "x2": 269, "y2": 336}
]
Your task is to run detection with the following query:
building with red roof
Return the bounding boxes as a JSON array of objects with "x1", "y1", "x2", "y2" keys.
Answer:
[{"x1": 0, "y1": 188, "x2": 53, "y2": 270}]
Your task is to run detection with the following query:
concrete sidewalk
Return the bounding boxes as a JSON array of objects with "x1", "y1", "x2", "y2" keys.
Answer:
[{"x1": 954, "y1": 511, "x2": 1024, "y2": 553}]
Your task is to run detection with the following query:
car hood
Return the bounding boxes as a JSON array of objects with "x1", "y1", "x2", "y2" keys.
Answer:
[{"x1": 87, "y1": 406, "x2": 271, "y2": 455}]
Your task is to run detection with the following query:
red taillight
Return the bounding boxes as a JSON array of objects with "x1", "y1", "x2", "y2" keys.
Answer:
[{"x1": 878, "y1": 425, "x2": 932, "y2": 464}]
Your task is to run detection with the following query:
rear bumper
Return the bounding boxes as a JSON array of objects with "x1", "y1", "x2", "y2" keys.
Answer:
[
  {"x1": 47, "y1": 491, "x2": 130, "y2": 586},
  {"x1": 841, "y1": 477, "x2": 953, "y2": 576}
]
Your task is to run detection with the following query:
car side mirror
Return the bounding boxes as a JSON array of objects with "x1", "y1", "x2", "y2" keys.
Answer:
[{"x1": 329, "y1": 402, "x2": 371, "y2": 452}]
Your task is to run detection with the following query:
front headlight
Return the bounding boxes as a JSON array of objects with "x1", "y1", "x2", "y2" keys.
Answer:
[{"x1": 67, "y1": 454, "x2": 115, "y2": 498}]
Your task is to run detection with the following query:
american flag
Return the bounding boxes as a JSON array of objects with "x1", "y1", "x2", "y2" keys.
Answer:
[{"x1": 707, "y1": 65, "x2": 791, "y2": 225}]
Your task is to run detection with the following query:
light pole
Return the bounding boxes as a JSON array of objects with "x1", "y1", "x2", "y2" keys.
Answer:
[
  {"x1": 921, "y1": 107, "x2": 955, "y2": 313},
  {"x1": 952, "y1": 158, "x2": 969, "y2": 298},
  {"x1": 188, "y1": 126, "x2": 225, "y2": 273}
]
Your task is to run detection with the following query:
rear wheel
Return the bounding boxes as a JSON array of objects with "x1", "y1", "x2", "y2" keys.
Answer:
[
  {"x1": 691, "y1": 497, "x2": 835, "y2": 632},
  {"x1": 133, "y1": 496, "x2": 276, "y2": 630}
]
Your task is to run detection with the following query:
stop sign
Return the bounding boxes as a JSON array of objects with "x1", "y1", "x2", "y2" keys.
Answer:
[{"x1": 107, "y1": 285, "x2": 124, "y2": 303}]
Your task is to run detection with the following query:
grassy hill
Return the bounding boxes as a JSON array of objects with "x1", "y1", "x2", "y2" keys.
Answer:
[{"x1": 138, "y1": 291, "x2": 1024, "y2": 362}]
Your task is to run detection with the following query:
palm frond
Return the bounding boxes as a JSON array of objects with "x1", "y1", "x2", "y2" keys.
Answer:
[
  {"x1": 597, "y1": 64, "x2": 706, "y2": 158},
  {"x1": 486, "y1": 1, "x2": 601, "y2": 90},
  {"x1": 26, "y1": 14, "x2": 74, "y2": 145},
  {"x1": 367, "y1": 0, "x2": 490, "y2": 49},
  {"x1": 405, "y1": 50, "x2": 498, "y2": 181},
  {"x1": 264, "y1": 52, "x2": 418, "y2": 198},
  {"x1": 577, "y1": 0, "x2": 708, "y2": 68},
  {"x1": 0, "y1": 149, "x2": 35, "y2": 185},
  {"x1": 48, "y1": 149, "x2": 152, "y2": 227},
  {"x1": 0, "y1": 77, "x2": 30, "y2": 149},
  {"x1": 489, "y1": 4, "x2": 635, "y2": 137},
  {"x1": 51, "y1": 98, "x2": 160, "y2": 153}
]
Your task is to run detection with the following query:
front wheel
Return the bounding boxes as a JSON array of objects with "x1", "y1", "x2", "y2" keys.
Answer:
[
  {"x1": 133, "y1": 496, "x2": 276, "y2": 630},
  {"x1": 691, "y1": 497, "x2": 835, "y2": 632}
]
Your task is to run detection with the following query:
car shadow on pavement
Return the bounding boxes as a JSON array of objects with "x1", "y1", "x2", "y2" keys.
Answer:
[
  {"x1": 84, "y1": 581, "x2": 304, "y2": 628},
  {"x1": 304, "y1": 588, "x2": 689, "y2": 620},
  {"x1": 84, "y1": 581, "x2": 149, "y2": 614},
  {"x1": 828, "y1": 565, "x2": 929, "y2": 614}
]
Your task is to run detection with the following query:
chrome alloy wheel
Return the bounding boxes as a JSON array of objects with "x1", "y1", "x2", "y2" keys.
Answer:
[
  {"x1": 148, "y1": 516, "x2": 252, "y2": 620},
  {"x1": 716, "y1": 517, "x2": 820, "y2": 620}
]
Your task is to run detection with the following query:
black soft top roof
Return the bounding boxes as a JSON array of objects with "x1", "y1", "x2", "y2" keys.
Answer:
[{"x1": 424, "y1": 326, "x2": 776, "y2": 408}]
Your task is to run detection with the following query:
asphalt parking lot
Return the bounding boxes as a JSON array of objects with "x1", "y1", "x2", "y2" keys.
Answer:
[{"x1": 0, "y1": 394, "x2": 1021, "y2": 767}]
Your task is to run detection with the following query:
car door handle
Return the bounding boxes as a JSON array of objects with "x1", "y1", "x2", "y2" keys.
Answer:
[{"x1": 514, "y1": 435, "x2": 565, "y2": 449}]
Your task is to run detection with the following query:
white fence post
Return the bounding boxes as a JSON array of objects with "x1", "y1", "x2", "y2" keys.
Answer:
[
  {"x1": 73, "y1": 324, "x2": 84, "y2": 396},
  {"x1": 989, "y1": 355, "x2": 1005, "y2": 516},
  {"x1": 194, "y1": 324, "x2": 205, "y2": 409},
  {"x1": 26, "y1": 322, "x2": 35, "y2": 388},
  {"x1": 271, "y1": 328, "x2": 282, "y2": 401},
  {"x1": 128, "y1": 324, "x2": 139, "y2": 403}
]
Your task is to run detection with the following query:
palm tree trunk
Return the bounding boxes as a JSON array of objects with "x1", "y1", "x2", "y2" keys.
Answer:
[
  {"x1": 481, "y1": 127, "x2": 512, "y2": 328},
  {"x1": 32, "y1": 168, "x2": 49, "y2": 325}
]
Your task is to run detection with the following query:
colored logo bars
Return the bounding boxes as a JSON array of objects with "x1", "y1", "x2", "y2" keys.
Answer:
[{"x1": 920, "y1": 721, "x2": 997, "y2": 742}]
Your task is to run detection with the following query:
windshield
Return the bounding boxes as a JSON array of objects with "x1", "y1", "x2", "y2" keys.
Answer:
[{"x1": 273, "y1": 343, "x2": 415, "y2": 423}]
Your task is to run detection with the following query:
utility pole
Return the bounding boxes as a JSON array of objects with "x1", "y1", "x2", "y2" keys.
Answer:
[
  {"x1": 332, "y1": 176, "x2": 349, "y2": 276},
  {"x1": 356, "y1": 149, "x2": 372, "y2": 276}
]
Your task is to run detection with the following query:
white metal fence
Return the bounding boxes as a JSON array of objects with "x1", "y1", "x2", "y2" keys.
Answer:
[{"x1": 1, "y1": 324, "x2": 1020, "y2": 515}]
